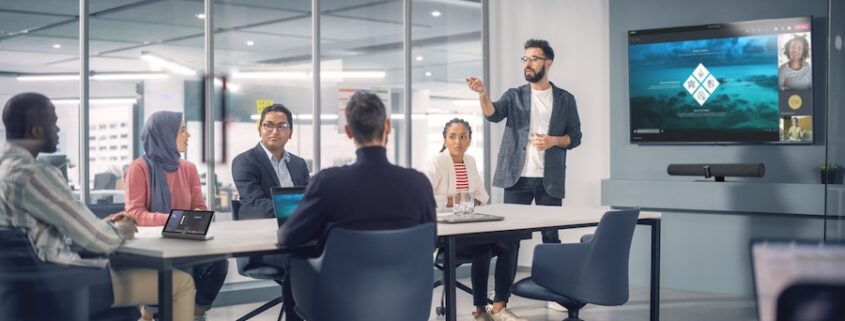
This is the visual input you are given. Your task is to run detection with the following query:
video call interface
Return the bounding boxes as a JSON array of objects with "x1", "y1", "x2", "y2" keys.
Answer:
[
  {"x1": 628, "y1": 16, "x2": 813, "y2": 143},
  {"x1": 164, "y1": 210, "x2": 213, "y2": 235}
]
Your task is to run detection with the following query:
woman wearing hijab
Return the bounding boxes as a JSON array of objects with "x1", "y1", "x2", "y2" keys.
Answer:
[{"x1": 124, "y1": 111, "x2": 228, "y2": 321}]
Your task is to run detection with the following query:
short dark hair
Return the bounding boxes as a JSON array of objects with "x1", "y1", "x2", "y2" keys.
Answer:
[
  {"x1": 345, "y1": 91, "x2": 386, "y2": 144},
  {"x1": 524, "y1": 39, "x2": 554, "y2": 61},
  {"x1": 3, "y1": 92, "x2": 53, "y2": 139},
  {"x1": 783, "y1": 35, "x2": 810, "y2": 61},
  {"x1": 259, "y1": 103, "x2": 293, "y2": 129}
]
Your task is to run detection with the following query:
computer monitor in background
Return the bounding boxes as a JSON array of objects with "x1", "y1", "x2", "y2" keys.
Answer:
[
  {"x1": 36, "y1": 154, "x2": 69, "y2": 182},
  {"x1": 751, "y1": 241, "x2": 845, "y2": 321}
]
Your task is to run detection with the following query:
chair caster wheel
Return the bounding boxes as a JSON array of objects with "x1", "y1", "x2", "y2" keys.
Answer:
[{"x1": 436, "y1": 306, "x2": 445, "y2": 316}]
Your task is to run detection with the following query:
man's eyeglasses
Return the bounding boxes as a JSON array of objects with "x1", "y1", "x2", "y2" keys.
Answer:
[
  {"x1": 520, "y1": 56, "x2": 548, "y2": 63},
  {"x1": 261, "y1": 122, "x2": 291, "y2": 131}
]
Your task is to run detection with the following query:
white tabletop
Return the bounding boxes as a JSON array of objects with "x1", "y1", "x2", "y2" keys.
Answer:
[{"x1": 116, "y1": 204, "x2": 660, "y2": 259}]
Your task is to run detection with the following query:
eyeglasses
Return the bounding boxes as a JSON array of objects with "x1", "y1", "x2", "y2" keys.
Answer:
[
  {"x1": 520, "y1": 56, "x2": 548, "y2": 63},
  {"x1": 261, "y1": 122, "x2": 291, "y2": 131}
]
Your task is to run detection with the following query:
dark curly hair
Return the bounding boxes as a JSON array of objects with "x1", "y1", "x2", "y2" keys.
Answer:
[
  {"x1": 783, "y1": 35, "x2": 810, "y2": 61},
  {"x1": 524, "y1": 39, "x2": 554, "y2": 61},
  {"x1": 439, "y1": 118, "x2": 472, "y2": 153}
]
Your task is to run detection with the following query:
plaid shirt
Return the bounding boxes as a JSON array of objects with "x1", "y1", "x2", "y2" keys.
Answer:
[{"x1": 0, "y1": 143, "x2": 127, "y2": 267}]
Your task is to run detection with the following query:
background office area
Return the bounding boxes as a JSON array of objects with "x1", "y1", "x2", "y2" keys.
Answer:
[{"x1": 0, "y1": 0, "x2": 843, "y2": 320}]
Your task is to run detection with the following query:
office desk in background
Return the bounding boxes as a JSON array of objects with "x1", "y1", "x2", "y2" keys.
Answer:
[{"x1": 114, "y1": 205, "x2": 662, "y2": 321}]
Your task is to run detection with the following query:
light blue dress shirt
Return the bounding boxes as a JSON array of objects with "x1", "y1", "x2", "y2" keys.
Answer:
[{"x1": 260, "y1": 143, "x2": 294, "y2": 188}]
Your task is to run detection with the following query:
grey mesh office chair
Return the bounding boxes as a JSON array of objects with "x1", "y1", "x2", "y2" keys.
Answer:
[
  {"x1": 511, "y1": 209, "x2": 640, "y2": 321},
  {"x1": 230, "y1": 200, "x2": 285, "y2": 321},
  {"x1": 290, "y1": 223, "x2": 436, "y2": 321}
]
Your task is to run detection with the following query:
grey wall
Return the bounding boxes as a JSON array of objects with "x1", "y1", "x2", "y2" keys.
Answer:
[{"x1": 606, "y1": 0, "x2": 831, "y2": 297}]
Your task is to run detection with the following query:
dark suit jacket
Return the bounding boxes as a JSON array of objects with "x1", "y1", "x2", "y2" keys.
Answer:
[
  {"x1": 487, "y1": 82, "x2": 582, "y2": 199},
  {"x1": 232, "y1": 143, "x2": 310, "y2": 220},
  {"x1": 278, "y1": 146, "x2": 437, "y2": 248}
]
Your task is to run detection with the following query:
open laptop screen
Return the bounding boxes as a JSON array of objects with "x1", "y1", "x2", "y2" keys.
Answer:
[
  {"x1": 272, "y1": 187, "x2": 306, "y2": 226},
  {"x1": 163, "y1": 210, "x2": 214, "y2": 236},
  {"x1": 751, "y1": 241, "x2": 845, "y2": 321}
]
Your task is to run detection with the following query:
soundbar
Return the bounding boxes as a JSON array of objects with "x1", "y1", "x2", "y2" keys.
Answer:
[{"x1": 667, "y1": 163, "x2": 765, "y2": 182}]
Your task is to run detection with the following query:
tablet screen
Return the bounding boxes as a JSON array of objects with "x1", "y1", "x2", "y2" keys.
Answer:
[{"x1": 163, "y1": 210, "x2": 213, "y2": 235}]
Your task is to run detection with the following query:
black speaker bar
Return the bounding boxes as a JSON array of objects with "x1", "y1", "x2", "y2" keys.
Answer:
[{"x1": 667, "y1": 163, "x2": 765, "y2": 182}]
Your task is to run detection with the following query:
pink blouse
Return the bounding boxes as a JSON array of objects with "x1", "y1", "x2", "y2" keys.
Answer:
[{"x1": 123, "y1": 158, "x2": 207, "y2": 226}]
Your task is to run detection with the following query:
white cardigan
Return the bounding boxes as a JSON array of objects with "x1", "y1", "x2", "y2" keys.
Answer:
[{"x1": 424, "y1": 152, "x2": 489, "y2": 204}]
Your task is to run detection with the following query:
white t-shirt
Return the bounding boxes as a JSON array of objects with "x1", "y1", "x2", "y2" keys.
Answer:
[{"x1": 522, "y1": 87, "x2": 553, "y2": 177}]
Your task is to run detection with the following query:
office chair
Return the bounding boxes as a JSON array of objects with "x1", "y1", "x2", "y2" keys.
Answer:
[
  {"x1": 290, "y1": 223, "x2": 436, "y2": 321},
  {"x1": 0, "y1": 226, "x2": 139, "y2": 321},
  {"x1": 432, "y1": 249, "x2": 494, "y2": 316},
  {"x1": 230, "y1": 200, "x2": 285, "y2": 321},
  {"x1": 511, "y1": 209, "x2": 640, "y2": 321},
  {"x1": 93, "y1": 172, "x2": 117, "y2": 190}
]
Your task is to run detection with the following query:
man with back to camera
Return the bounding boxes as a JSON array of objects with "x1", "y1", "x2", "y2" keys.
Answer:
[
  {"x1": 467, "y1": 39, "x2": 582, "y2": 313},
  {"x1": 277, "y1": 91, "x2": 437, "y2": 320}
]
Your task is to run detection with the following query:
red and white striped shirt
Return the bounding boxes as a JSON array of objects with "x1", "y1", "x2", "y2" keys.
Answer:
[{"x1": 454, "y1": 163, "x2": 469, "y2": 192}]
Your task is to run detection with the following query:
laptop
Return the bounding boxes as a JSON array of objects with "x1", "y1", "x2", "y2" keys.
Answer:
[
  {"x1": 437, "y1": 213, "x2": 504, "y2": 224},
  {"x1": 272, "y1": 187, "x2": 306, "y2": 226},
  {"x1": 161, "y1": 209, "x2": 215, "y2": 240},
  {"x1": 750, "y1": 240, "x2": 845, "y2": 321}
]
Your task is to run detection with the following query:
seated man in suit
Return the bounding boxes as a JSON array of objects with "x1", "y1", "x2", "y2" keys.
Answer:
[
  {"x1": 278, "y1": 91, "x2": 437, "y2": 320},
  {"x1": 232, "y1": 103, "x2": 310, "y2": 321},
  {"x1": 233, "y1": 103, "x2": 310, "y2": 220}
]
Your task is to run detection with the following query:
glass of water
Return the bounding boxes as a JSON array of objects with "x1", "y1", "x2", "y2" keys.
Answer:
[
  {"x1": 461, "y1": 192, "x2": 475, "y2": 215},
  {"x1": 452, "y1": 192, "x2": 466, "y2": 215}
]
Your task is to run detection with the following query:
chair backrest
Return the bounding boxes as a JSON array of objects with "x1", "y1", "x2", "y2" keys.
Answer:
[
  {"x1": 93, "y1": 172, "x2": 117, "y2": 190},
  {"x1": 536, "y1": 209, "x2": 640, "y2": 306},
  {"x1": 230, "y1": 199, "x2": 241, "y2": 221},
  {"x1": 292, "y1": 223, "x2": 436, "y2": 321},
  {"x1": 228, "y1": 199, "x2": 252, "y2": 274}
]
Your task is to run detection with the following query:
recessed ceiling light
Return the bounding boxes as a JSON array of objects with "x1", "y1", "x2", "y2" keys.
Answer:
[
  {"x1": 246, "y1": 40, "x2": 255, "y2": 46},
  {"x1": 195, "y1": 13, "x2": 206, "y2": 19},
  {"x1": 415, "y1": 56, "x2": 424, "y2": 61},
  {"x1": 425, "y1": 71, "x2": 432, "y2": 77},
  {"x1": 431, "y1": 11, "x2": 442, "y2": 17},
  {"x1": 52, "y1": 44, "x2": 61, "y2": 49}
]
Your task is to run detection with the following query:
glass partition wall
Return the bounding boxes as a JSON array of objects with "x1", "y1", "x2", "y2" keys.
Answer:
[
  {"x1": 826, "y1": 0, "x2": 845, "y2": 240},
  {"x1": 0, "y1": 0, "x2": 485, "y2": 213}
]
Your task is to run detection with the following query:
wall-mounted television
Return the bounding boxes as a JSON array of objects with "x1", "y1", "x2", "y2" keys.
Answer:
[{"x1": 628, "y1": 17, "x2": 814, "y2": 144}]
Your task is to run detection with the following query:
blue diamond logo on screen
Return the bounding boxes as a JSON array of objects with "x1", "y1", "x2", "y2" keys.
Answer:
[{"x1": 685, "y1": 63, "x2": 718, "y2": 106}]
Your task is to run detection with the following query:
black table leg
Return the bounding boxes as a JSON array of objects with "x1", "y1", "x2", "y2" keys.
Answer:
[
  {"x1": 158, "y1": 269, "x2": 173, "y2": 321},
  {"x1": 444, "y1": 236, "x2": 457, "y2": 321},
  {"x1": 649, "y1": 219, "x2": 661, "y2": 321}
]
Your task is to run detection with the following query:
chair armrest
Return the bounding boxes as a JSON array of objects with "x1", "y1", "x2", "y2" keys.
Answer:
[
  {"x1": 531, "y1": 242, "x2": 591, "y2": 294},
  {"x1": 289, "y1": 256, "x2": 323, "y2": 318}
]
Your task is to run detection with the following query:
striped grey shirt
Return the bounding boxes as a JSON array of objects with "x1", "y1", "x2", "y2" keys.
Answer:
[{"x1": 0, "y1": 143, "x2": 127, "y2": 267}]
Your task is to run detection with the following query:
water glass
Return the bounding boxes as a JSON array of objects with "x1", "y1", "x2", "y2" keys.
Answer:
[{"x1": 460, "y1": 192, "x2": 475, "y2": 215}]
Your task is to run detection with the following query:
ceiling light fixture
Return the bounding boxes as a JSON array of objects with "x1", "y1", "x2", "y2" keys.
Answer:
[
  {"x1": 246, "y1": 40, "x2": 255, "y2": 46},
  {"x1": 52, "y1": 44, "x2": 62, "y2": 49},
  {"x1": 425, "y1": 71, "x2": 432, "y2": 77},
  {"x1": 431, "y1": 11, "x2": 442, "y2": 17},
  {"x1": 141, "y1": 51, "x2": 197, "y2": 76},
  {"x1": 16, "y1": 72, "x2": 168, "y2": 82},
  {"x1": 195, "y1": 13, "x2": 206, "y2": 19},
  {"x1": 415, "y1": 56, "x2": 424, "y2": 61},
  {"x1": 52, "y1": 97, "x2": 138, "y2": 105}
]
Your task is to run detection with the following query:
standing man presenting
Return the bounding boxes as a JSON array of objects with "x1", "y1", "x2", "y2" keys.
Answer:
[{"x1": 467, "y1": 39, "x2": 582, "y2": 244}]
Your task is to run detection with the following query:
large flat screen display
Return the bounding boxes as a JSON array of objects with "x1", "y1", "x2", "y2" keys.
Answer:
[{"x1": 629, "y1": 17, "x2": 813, "y2": 143}]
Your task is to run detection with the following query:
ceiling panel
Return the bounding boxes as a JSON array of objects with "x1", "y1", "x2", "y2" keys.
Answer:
[
  {"x1": 0, "y1": 51, "x2": 77, "y2": 72},
  {"x1": 33, "y1": 18, "x2": 202, "y2": 44}
]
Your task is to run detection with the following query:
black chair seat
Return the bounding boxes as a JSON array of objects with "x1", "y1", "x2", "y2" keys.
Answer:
[
  {"x1": 512, "y1": 277, "x2": 579, "y2": 305},
  {"x1": 243, "y1": 266, "x2": 284, "y2": 280}
]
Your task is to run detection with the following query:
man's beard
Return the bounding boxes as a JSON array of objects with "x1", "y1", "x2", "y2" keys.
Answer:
[{"x1": 524, "y1": 65, "x2": 546, "y2": 83}]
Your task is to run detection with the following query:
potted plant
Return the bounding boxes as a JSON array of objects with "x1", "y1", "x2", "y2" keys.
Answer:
[{"x1": 820, "y1": 163, "x2": 840, "y2": 184}]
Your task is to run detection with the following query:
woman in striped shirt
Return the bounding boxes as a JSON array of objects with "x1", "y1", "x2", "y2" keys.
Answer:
[{"x1": 425, "y1": 119, "x2": 525, "y2": 321}]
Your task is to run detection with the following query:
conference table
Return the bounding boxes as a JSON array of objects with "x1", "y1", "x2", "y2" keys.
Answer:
[{"x1": 113, "y1": 204, "x2": 661, "y2": 321}]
